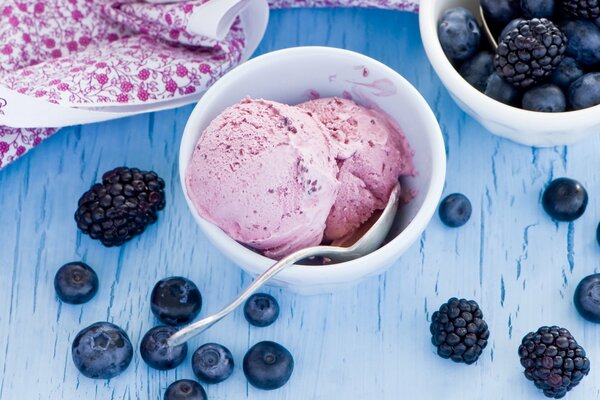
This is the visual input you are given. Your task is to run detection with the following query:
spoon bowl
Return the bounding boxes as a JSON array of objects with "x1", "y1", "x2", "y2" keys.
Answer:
[{"x1": 168, "y1": 183, "x2": 402, "y2": 347}]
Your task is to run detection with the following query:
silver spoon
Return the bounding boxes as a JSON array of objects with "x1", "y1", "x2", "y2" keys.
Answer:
[
  {"x1": 168, "y1": 182, "x2": 401, "y2": 347},
  {"x1": 479, "y1": 6, "x2": 498, "y2": 50}
]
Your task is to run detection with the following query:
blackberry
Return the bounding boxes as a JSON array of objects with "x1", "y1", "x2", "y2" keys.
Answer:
[
  {"x1": 519, "y1": 326, "x2": 590, "y2": 398},
  {"x1": 430, "y1": 298, "x2": 489, "y2": 364},
  {"x1": 495, "y1": 18, "x2": 567, "y2": 88},
  {"x1": 500, "y1": 18, "x2": 525, "y2": 42},
  {"x1": 75, "y1": 167, "x2": 166, "y2": 246},
  {"x1": 561, "y1": 0, "x2": 600, "y2": 19}
]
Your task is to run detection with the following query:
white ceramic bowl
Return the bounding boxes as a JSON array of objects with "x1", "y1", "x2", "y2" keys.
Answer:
[
  {"x1": 179, "y1": 46, "x2": 446, "y2": 294},
  {"x1": 420, "y1": 0, "x2": 600, "y2": 147}
]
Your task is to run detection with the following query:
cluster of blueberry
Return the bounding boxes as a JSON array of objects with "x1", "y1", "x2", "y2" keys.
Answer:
[
  {"x1": 434, "y1": 177, "x2": 600, "y2": 398},
  {"x1": 56, "y1": 268, "x2": 293, "y2": 399},
  {"x1": 438, "y1": 0, "x2": 600, "y2": 112}
]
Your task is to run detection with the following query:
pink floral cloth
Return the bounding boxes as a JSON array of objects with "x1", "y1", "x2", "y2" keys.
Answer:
[{"x1": 0, "y1": 0, "x2": 418, "y2": 170}]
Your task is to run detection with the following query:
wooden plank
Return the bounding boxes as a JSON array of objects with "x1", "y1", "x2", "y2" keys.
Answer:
[{"x1": 0, "y1": 9, "x2": 599, "y2": 400}]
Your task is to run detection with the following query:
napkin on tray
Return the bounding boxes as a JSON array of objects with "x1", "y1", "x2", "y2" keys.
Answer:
[{"x1": 0, "y1": 0, "x2": 418, "y2": 170}]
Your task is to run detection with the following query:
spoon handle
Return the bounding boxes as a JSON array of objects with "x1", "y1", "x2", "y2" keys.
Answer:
[
  {"x1": 479, "y1": 6, "x2": 498, "y2": 50},
  {"x1": 168, "y1": 245, "x2": 343, "y2": 346}
]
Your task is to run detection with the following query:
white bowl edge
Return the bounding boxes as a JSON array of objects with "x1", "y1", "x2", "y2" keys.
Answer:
[{"x1": 179, "y1": 46, "x2": 446, "y2": 292}]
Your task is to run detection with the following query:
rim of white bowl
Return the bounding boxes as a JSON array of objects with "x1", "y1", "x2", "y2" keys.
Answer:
[
  {"x1": 179, "y1": 46, "x2": 446, "y2": 278},
  {"x1": 419, "y1": 1, "x2": 600, "y2": 133}
]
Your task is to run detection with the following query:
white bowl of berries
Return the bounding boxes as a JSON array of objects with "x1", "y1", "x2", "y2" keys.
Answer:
[{"x1": 420, "y1": 0, "x2": 600, "y2": 147}]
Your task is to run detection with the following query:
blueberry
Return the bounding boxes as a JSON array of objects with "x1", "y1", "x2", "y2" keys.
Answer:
[
  {"x1": 522, "y1": 84, "x2": 566, "y2": 112},
  {"x1": 574, "y1": 274, "x2": 600, "y2": 323},
  {"x1": 542, "y1": 178, "x2": 588, "y2": 221},
  {"x1": 140, "y1": 326, "x2": 187, "y2": 370},
  {"x1": 72, "y1": 322, "x2": 133, "y2": 379},
  {"x1": 244, "y1": 293, "x2": 280, "y2": 327},
  {"x1": 243, "y1": 341, "x2": 294, "y2": 390},
  {"x1": 484, "y1": 73, "x2": 522, "y2": 106},
  {"x1": 459, "y1": 52, "x2": 495, "y2": 92},
  {"x1": 54, "y1": 261, "x2": 98, "y2": 304},
  {"x1": 568, "y1": 72, "x2": 600, "y2": 110},
  {"x1": 439, "y1": 193, "x2": 472, "y2": 228},
  {"x1": 481, "y1": 0, "x2": 521, "y2": 26},
  {"x1": 550, "y1": 57, "x2": 584, "y2": 89},
  {"x1": 192, "y1": 343, "x2": 234, "y2": 384},
  {"x1": 520, "y1": 0, "x2": 555, "y2": 18},
  {"x1": 151, "y1": 277, "x2": 202, "y2": 326},
  {"x1": 164, "y1": 379, "x2": 207, "y2": 400},
  {"x1": 498, "y1": 18, "x2": 524, "y2": 42},
  {"x1": 561, "y1": 20, "x2": 600, "y2": 67},
  {"x1": 438, "y1": 7, "x2": 481, "y2": 63}
]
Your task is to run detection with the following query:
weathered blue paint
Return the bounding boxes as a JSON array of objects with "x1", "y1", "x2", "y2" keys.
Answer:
[{"x1": 1, "y1": 9, "x2": 600, "y2": 400}]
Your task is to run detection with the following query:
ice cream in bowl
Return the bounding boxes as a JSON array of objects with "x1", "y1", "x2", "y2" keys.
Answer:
[{"x1": 179, "y1": 47, "x2": 446, "y2": 294}]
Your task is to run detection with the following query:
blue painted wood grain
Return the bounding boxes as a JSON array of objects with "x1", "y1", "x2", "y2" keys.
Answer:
[{"x1": 1, "y1": 9, "x2": 600, "y2": 400}]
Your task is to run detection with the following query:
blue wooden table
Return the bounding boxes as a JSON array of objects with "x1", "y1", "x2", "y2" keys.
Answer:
[{"x1": 2, "y1": 9, "x2": 600, "y2": 400}]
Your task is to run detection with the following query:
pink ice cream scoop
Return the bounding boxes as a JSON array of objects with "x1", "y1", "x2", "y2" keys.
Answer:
[
  {"x1": 185, "y1": 98, "x2": 339, "y2": 259},
  {"x1": 299, "y1": 97, "x2": 414, "y2": 242},
  {"x1": 186, "y1": 96, "x2": 414, "y2": 260}
]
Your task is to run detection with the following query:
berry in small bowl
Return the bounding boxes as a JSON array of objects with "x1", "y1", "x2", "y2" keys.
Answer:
[
  {"x1": 420, "y1": 0, "x2": 600, "y2": 146},
  {"x1": 438, "y1": 7, "x2": 482, "y2": 64}
]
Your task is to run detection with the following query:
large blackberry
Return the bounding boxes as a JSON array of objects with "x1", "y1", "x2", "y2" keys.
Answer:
[
  {"x1": 430, "y1": 298, "x2": 489, "y2": 364},
  {"x1": 561, "y1": 0, "x2": 600, "y2": 19},
  {"x1": 519, "y1": 326, "x2": 590, "y2": 399},
  {"x1": 495, "y1": 18, "x2": 567, "y2": 88},
  {"x1": 75, "y1": 167, "x2": 166, "y2": 246}
]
